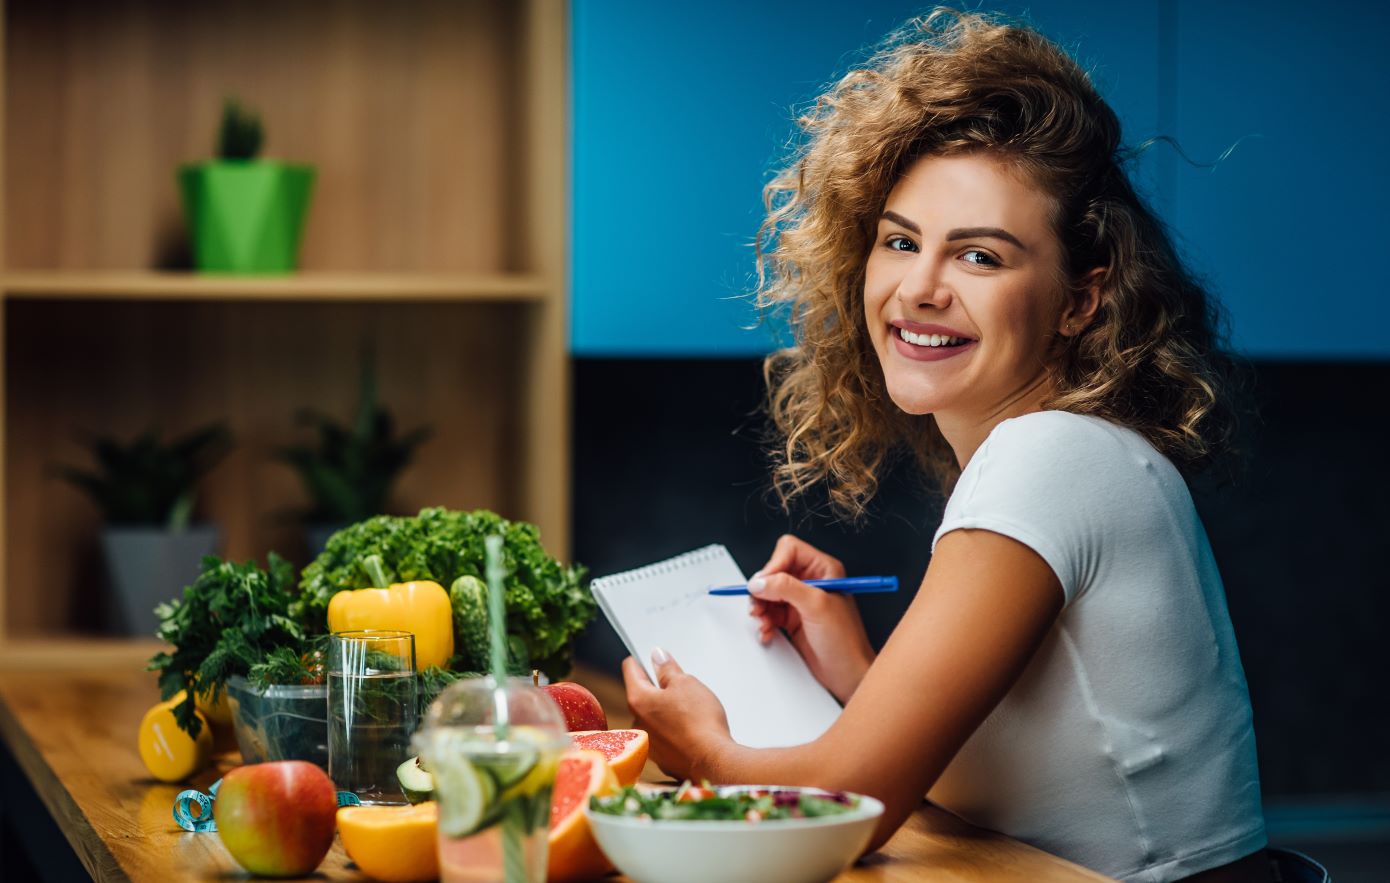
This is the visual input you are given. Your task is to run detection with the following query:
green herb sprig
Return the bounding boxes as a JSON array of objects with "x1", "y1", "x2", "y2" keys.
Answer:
[{"x1": 149, "y1": 554, "x2": 307, "y2": 737}]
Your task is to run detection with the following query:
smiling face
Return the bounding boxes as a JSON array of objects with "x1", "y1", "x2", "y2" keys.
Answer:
[{"x1": 864, "y1": 153, "x2": 1071, "y2": 428}]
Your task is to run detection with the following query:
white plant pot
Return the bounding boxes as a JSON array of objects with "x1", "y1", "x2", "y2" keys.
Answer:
[{"x1": 101, "y1": 524, "x2": 221, "y2": 636}]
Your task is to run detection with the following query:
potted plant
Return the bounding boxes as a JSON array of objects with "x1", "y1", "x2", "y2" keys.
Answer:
[
  {"x1": 278, "y1": 358, "x2": 432, "y2": 555},
  {"x1": 178, "y1": 97, "x2": 315, "y2": 273},
  {"x1": 55, "y1": 424, "x2": 233, "y2": 635}
]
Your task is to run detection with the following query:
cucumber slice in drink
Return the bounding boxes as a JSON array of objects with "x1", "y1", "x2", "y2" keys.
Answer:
[
  {"x1": 397, "y1": 756, "x2": 435, "y2": 805},
  {"x1": 433, "y1": 754, "x2": 496, "y2": 838},
  {"x1": 471, "y1": 742, "x2": 538, "y2": 790},
  {"x1": 500, "y1": 751, "x2": 559, "y2": 804}
]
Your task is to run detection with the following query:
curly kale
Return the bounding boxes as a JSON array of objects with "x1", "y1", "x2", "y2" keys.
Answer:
[{"x1": 295, "y1": 508, "x2": 593, "y2": 679}]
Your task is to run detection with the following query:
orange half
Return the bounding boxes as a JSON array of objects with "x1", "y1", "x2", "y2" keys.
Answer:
[{"x1": 337, "y1": 801, "x2": 439, "y2": 883}]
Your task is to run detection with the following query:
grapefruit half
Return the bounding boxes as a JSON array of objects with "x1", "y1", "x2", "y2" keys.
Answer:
[
  {"x1": 546, "y1": 749, "x2": 618, "y2": 883},
  {"x1": 568, "y1": 728, "x2": 649, "y2": 787}
]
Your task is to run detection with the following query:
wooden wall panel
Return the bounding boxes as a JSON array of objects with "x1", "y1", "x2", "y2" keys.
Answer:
[
  {"x1": 4, "y1": 300, "x2": 524, "y2": 635},
  {"x1": 4, "y1": 0, "x2": 520, "y2": 272}
]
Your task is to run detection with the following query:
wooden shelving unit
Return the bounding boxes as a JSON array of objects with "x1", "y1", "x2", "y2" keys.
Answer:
[
  {"x1": 0, "y1": 0, "x2": 571, "y2": 646},
  {"x1": 0, "y1": 270, "x2": 550, "y2": 302}
]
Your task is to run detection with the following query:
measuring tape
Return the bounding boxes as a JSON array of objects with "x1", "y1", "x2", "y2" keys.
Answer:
[{"x1": 173, "y1": 779, "x2": 362, "y2": 833}]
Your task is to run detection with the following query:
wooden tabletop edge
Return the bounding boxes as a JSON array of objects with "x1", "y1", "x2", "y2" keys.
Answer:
[{"x1": 0, "y1": 690, "x2": 130, "y2": 881}]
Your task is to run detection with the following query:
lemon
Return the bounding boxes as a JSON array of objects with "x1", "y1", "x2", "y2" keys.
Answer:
[
  {"x1": 193, "y1": 684, "x2": 233, "y2": 727},
  {"x1": 137, "y1": 695, "x2": 212, "y2": 783}
]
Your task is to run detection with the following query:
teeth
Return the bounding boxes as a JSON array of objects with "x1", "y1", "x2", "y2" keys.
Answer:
[{"x1": 898, "y1": 327, "x2": 969, "y2": 347}]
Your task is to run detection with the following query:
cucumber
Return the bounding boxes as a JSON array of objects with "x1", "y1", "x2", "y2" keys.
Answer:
[
  {"x1": 471, "y1": 744, "x2": 538, "y2": 790},
  {"x1": 397, "y1": 756, "x2": 436, "y2": 805}
]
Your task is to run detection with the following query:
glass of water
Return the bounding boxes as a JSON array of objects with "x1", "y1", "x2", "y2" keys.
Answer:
[{"x1": 328, "y1": 629, "x2": 418, "y2": 804}]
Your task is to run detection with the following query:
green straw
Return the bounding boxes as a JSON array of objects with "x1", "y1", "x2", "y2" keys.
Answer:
[
  {"x1": 484, "y1": 534, "x2": 510, "y2": 734},
  {"x1": 485, "y1": 534, "x2": 527, "y2": 883}
]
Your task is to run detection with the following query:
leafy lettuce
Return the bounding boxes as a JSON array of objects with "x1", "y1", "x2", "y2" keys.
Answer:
[{"x1": 295, "y1": 508, "x2": 593, "y2": 678}]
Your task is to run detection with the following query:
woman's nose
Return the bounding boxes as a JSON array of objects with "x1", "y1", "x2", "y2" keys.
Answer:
[{"x1": 895, "y1": 254, "x2": 953, "y2": 311}]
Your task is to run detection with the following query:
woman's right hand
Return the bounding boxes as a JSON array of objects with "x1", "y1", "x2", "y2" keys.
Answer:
[{"x1": 750, "y1": 535, "x2": 876, "y2": 704}]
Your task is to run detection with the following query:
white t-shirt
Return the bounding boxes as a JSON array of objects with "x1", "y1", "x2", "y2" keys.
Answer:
[{"x1": 928, "y1": 410, "x2": 1266, "y2": 883}]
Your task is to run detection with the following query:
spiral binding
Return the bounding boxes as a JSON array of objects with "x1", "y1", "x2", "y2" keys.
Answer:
[{"x1": 590, "y1": 544, "x2": 729, "y2": 588}]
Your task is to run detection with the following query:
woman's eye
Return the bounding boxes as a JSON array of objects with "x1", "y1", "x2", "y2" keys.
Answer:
[
  {"x1": 961, "y1": 249, "x2": 999, "y2": 267},
  {"x1": 884, "y1": 235, "x2": 918, "y2": 253}
]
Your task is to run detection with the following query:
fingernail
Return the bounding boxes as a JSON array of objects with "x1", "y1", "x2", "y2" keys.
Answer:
[
  {"x1": 751, "y1": 569, "x2": 765, "y2": 579},
  {"x1": 651, "y1": 646, "x2": 670, "y2": 665},
  {"x1": 748, "y1": 576, "x2": 767, "y2": 594}
]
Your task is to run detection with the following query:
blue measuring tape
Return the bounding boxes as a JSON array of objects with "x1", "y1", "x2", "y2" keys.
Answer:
[{"x1": 173, "y1": 778, "x2": 362, "y2": 833}]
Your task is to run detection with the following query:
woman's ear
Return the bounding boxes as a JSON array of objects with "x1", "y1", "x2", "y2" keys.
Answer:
[{"x1": 1058, "y1": 267, "x2": 1105, "y2": 337}]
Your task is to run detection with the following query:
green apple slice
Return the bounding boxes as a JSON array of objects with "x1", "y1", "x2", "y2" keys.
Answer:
[{"x1": 396, "y1": 756, "x2": 435, "y2": 805}]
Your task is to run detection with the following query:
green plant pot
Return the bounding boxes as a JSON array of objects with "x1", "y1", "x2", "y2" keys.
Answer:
[{"x1": 178, "y1": 161, "x2": 315, "y2": 273}]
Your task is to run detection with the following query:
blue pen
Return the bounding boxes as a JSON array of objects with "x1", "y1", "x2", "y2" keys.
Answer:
[{"x1": 707, "y1": 575, "x2": 899, "y2": 596}]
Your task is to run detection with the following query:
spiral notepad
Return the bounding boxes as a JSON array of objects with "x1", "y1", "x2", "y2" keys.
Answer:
[{"x1": 591, "y1": 545, "x2": 842, "y2": 748}]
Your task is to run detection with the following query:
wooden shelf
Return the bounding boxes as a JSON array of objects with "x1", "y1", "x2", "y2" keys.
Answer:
[
  {"x1": 0, "y1": 270, "x2": 549, "y2": 303},
  {"x1": 0, "y1": 0, "x2": 573, "y2": 639}
]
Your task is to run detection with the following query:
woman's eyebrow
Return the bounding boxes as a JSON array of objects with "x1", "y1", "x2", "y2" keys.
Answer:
[
  {"x1": 880, "y1": 212, "x2": 1028, "y2": 252},
  {"x1": 945, "y1": 227, "x2": 1027, "y2": 251},
  {"x1": 881, "y1": 210, "x2": 920, "y2": 233}
]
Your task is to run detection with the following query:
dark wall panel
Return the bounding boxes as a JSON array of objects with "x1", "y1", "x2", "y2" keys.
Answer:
[{"x1": 572, "y1": 357, "x2": 1390, "y2": 799}]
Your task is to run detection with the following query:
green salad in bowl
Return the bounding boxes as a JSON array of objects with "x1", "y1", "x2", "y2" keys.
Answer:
[
  {"x1": 585, "y1": 782, "x2": 884, "y2": 883},
  {"x1": 591, "y1": 781, "x2": 860, "y2": 823}
]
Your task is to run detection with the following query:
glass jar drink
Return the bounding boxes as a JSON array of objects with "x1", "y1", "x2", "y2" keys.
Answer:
[{"x1": 415, "y1": 676, "x2": 570, "y2": 883}]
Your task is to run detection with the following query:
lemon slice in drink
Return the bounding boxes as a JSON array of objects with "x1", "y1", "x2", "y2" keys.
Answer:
[{"x1": 432, "y1": 753, "x2": 496, "y2": 838}]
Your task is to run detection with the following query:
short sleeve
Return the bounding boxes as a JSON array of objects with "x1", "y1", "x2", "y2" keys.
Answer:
[{"x1": 931, "y1": 412, "x2": 1124, "y2": 606}]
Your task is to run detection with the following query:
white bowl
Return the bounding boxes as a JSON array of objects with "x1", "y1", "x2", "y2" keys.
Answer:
[{"x1": 584, "y1": 785, "x2": 884, "y2": 883}]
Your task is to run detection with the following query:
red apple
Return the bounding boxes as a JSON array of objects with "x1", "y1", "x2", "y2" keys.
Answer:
[
  {"x1": 542, "y1": 681, "x2": 608, "y2": 731},
  {"x1": 214, "y1": 761, "x2": 337, "y2": 877}
]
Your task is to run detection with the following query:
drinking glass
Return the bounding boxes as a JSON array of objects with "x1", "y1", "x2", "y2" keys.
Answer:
[
  {"x1": 415, "y1": 676, "x2": 571, "y2": 883},
  {"x1": 328, "y1": 629, "x2": 419, "y2": 804}
]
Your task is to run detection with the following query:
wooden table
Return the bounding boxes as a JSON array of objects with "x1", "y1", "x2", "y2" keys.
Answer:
[{"x1": 0, "y1": 641, "x2": 1112, "y2": 882}]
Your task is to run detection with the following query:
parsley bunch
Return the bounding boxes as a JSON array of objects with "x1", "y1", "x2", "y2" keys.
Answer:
[{"x1": 148, "y1": 554, "x2": 307, "y2": 737}]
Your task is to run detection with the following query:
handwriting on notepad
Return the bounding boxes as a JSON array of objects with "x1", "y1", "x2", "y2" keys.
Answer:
[
  {"x1": 590, "y1": 545, "x2": 842, "y2": 748},
  {"x1": 641, "y1": 586, "x2": 708, "y2": 616}
]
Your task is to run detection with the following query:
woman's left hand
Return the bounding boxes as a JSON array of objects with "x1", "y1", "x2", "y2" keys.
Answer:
[{"x1": 622, "y1": 649, "x2": 733, "y2": 781}]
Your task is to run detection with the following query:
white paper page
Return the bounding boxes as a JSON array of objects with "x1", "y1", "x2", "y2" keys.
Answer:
[{"x1": 591, "y1": 545, "x2": 842, "y2": 748}]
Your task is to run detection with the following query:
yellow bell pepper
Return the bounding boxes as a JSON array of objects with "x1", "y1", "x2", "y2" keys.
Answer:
[{"x1": 328, "y1": 579, "x2": 455, "y2": 670}]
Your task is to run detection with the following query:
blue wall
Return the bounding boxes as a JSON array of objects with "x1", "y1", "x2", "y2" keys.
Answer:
[{"x1": 571, "y1": 1, "x2": 1390, "y2": 359}]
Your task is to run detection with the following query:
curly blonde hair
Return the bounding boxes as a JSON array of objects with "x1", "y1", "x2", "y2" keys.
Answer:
[{"x1": 758, "y1": 8, "x2": 1242, "y2": 520}]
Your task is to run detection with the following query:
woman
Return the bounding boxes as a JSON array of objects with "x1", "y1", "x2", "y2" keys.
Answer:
[{"x1": 621, "y1": 9, "x2": 1274, "y2": 883}]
